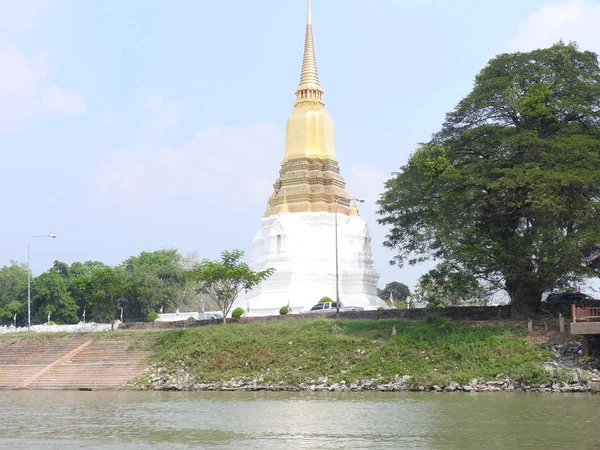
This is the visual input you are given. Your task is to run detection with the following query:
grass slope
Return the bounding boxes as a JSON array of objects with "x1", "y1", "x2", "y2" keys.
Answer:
[{"x1": 148, "y1": 317, "x2": 568, "y2": 386}]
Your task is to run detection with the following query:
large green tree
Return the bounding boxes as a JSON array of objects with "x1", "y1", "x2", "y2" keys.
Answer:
[
  {"x1": 120, "y1": 249, "x2": 190, "y2": 321},
  {"x1": 0, "y1": 262, "x2": 28, "y2": 325},
  {"x1": 71, "y1": 264, "x2": 126, "y2": 322},
  {"x1": 377, "y1": 281, "x2": 411, "y2": 305},
  {"x1": 190, "y1": 250, "x2": 274, "y2": 323},
  {"x1": 378, "y1": 42, "x2": 600, "y2": 315},
  {"x1": 31, "y1": 271, "x2": 79, "y2": 324},
  {"x1": 51, "y1": 260, "x2": 109, "y2": 321},
  {"x1": 416, "y1": 262, "x2": 496, "y2": 308}
]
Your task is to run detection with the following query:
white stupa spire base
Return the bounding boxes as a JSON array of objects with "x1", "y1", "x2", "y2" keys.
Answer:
[{"x1": 233, "y1": 211, "x2": 386, "y2": 316}]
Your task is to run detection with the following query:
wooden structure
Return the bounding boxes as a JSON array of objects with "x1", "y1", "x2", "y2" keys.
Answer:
[{"x1": 571, "y1": 305, "x2": 600, "y2": 357}]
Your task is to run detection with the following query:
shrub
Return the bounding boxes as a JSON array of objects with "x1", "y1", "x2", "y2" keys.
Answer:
[
  {"x1": 377, "y1": 306, "x2": 385, "y2": 311},
  {"x1": 320, "y1": 296, "x2": 333, "y2": 303},
  {"x1": 47, "y1": 321, "x2": 57, "y2": 326},
  {"x1": 147, "y1": 311, "x2": 159, "y2": 322},
  {"x1": 187, "y1": 316, "x2": 196, "y2": 322},
  {"x1": 232, "y1": 307, "x2": 245, "y2": 319},
  {"x1": 280, "y1": 306, "x2": 289, "y2": 315}
]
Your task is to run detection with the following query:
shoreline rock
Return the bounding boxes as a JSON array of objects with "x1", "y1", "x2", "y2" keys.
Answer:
[
  {"x1": 131, "y1": 377, "x2": 595, "y2": 393},
  {"x1": 130, "y1": 367, "x2": 597, "y2": 394},
  {"x1": 128, "y1": 338, "x2": 600, "y2": 394}
]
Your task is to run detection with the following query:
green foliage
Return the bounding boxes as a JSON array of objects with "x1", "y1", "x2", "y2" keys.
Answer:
[
  {"x1": 320, "y1": 296, "x2": 333, "y2": 303},
  {"x1": 144, "y1": 317, "x2": 559, "y2": 387},
  {"x1": 417, "y1": 262, "x2": 495, "y2": 307},
  {"x1": 377, "y1": 307, "x2": 385, "y2": 311},
  {"x1": 47, "y1": 321, "x2": 57, "y2": 326},
  {"x1": 187, "y1": 316, "x2": 196, "y2": 322},
  {"x1": 0, "y1": 262, "x2": 28, "y2": 325},
  {"x1": 120, "y1": 250, "x2": 191, "y2": 322},
  {"x1": 231, "y1": 307, "x2": 245, "y2": 319},
  {"x1": 31, "y1": 271, "x2": 79, "y2": 324},
  {"x1": 3, "y1": 250, "x2": 204, "y2": 326},
  {"x1": 377, "y1": 282, "x2": 411, "y2": 304},
  {"x1": 69, "y1": 263, "x2": 126, "y2": 323},
  {"x1": 147, "y1": 311, "x2": 159, "y2": 322},
  {"x1": 394, "y1": 301, "x2": 408, "y2": 310},
  {"x1": 279, "y1": 306, "x2": 289, "y2": 315},
  {"x1": 378, "y1": 42, "x2": 600, "y2": 315},
  {"x1": 190, "y1": 250, "x2": 274, "y2": 323}
]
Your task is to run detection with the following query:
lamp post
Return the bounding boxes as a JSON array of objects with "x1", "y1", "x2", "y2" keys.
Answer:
[
  {"x1": 27, "y1": 234, "x2": 57, "y2": 330},
  {"x1": 335, "y1": 197, "x2": 364, "y2": 314}
]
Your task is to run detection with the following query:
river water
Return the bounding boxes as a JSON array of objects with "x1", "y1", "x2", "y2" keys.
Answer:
[{"x1": 1, "y1": 391, "x2": 599, "y2": 449}]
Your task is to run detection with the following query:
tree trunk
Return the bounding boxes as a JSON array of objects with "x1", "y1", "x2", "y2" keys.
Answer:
[{"x1": 505, "y1": 279, "x2": 544, "y2": 318}]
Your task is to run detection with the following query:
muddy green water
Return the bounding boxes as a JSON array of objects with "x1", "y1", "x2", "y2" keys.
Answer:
[{"x1": 1, "y1": 391, "x2": 598, "y2": 449}]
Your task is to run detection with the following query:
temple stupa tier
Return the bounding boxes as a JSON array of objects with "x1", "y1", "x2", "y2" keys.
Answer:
[
  {"x1": 265, "y1": 159, "x2": 354, "y2": 216},
  {"x1": 233, "y1": 0, "x2": 386, "y2": 316}
]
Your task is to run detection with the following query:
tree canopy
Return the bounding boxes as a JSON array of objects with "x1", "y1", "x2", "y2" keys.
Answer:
[
  {"x1": 190, "y1": 250, "x2": 274, "y2": 323},
  {"x1": 0, "y1": 249, "x2": 210, "y2": 326},
  {"x1": 377, "y1": 281, "x2": 411, "y2": 305},
  {"x1": 378, "y1": 42, "x2": 600, "y2": 314},
  {"x1": 416, "y1": 262, "x2": 495, "y2": 308},
  {"x1": 0, "y1": 262, "x2": 28, "y2": 323}
]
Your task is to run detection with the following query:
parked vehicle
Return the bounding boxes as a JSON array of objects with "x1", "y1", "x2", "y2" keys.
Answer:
[
  {"x1": 541, "y1": 292, "x2": 600, "y2": 315},
  {"x1": 308, "y1": 301, "x2": 364, "y2": 313},
  {"x1": 543, "y1": 292, "x2": 600, "y2": 307},
  {"x1": 197, "y1": 313, "x2": 219, "y2": 320}
]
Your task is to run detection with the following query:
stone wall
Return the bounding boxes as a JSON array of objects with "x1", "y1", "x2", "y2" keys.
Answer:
[
  {"x1": 120, "y1": 319, "x2": 224, "y2": 330},
  {"x1": 119, "y1": 306, "x2": 511, "y2": 330}
]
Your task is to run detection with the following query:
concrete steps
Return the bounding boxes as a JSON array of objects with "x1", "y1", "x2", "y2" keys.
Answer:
[{"x1": 0, "y1": 337, "x2": 151, "y2": 390}]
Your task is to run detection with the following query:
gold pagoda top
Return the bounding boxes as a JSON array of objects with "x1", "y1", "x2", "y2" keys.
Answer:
[
  {"x1": 282, "y1": 0, "x2": 336, "y2": 163},
  {"x1": 294, "y1": 0, "x2": 324, "y2": 107},
  {"x1": 264, "y1": 0, "x2": 353, "y2": 217}
]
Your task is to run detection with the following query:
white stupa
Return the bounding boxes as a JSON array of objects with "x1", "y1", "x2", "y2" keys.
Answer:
[{"x1": 233, "y1": 0, "x2": 387, "y2": 316}]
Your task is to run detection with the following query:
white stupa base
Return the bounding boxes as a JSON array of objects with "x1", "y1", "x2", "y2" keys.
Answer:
[{"x1": 232, "y1": 211, "x2": 387, "y2": 317}]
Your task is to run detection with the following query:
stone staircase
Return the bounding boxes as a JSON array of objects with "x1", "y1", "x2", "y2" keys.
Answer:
[{"x1": 0, "y1": 336, "x2": 151, "y2": 390}]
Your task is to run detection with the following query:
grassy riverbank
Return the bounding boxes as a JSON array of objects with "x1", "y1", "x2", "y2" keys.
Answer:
[{"x1": 136, "y1": 316, "x2": 583, "y2": 388}]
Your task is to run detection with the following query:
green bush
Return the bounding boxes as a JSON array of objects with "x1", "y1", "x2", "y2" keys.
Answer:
[
  {"x1": 232, "y1": 307, "x2": 245, "y2": 319},
  {"x1": 320, "y1": 296, "x2": 333, "y2": 303},
  {"x1": 147, "y1": 311, "x2": 159, "y2": 322},
  {"x1": 279, "y1": 306, "x2": 289, "y2": 315},
  {"x1": 47, "y1": 321, "x2": 57, "y2": 326},
  {"x1": 187, "y1": 316, "x2": 196, "y2": 322},
  {"x1": 377, "y1": 306, "x2": 385, "y2": 311}
]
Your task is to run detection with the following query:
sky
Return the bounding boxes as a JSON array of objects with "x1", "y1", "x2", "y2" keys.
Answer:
[{"x1": 2, "y1": 0, "x2": 600, "y2": 292}]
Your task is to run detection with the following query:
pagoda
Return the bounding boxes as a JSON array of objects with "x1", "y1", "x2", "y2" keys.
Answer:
[{"x1": 235, "y1": 0, "x2": 385, "y2": 315}]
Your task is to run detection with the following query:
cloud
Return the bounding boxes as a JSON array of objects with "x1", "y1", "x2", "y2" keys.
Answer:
[
  {"x1": 138, "y1": 96, "x2": 184, "y2": 137},
  {"x1": 95, "y1": 125, "x2": 283, "y2": 209},
  {"x1": 95, "y1": 122, "x2": 390, "y2": 213},
  {"x1": 0, "y1": 48, "x2": 37, "y2": 97},
  {"x1": 0, "y1": 47, "x2": 86, "y2": 127},
  {"x1": 507, "y1": 0, "x2": 600, "y2": 53},
  {"x1": 41, "y1": 86, "x2": 86, "y2": 115}
]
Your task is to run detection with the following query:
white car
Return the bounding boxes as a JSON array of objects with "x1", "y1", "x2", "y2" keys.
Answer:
[
  {"x1": 197, "y1": 313, "x2": 219, "y2": 321},
  {"x1": 308, "y1": 302, "x2": 364, "y2": 313}
]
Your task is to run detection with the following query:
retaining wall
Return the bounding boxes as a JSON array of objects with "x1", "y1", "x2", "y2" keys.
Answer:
[{"x1": 119, "y1": 306, "x2": 511, "y2": 330}]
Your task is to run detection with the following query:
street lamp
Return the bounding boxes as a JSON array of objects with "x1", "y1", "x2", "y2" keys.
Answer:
[
  {"x1": 335, "y1": 197, "x2": 364, "y2": 314},
  {"x1": 27, "y1": 234, "x2": 57, "y2": 330}
]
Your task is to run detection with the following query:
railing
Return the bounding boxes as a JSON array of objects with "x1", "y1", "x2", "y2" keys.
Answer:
[{"x1": 572, "y1": 305, "x2": 600, "y2": 322}]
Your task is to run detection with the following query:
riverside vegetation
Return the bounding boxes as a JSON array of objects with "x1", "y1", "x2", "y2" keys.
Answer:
[{"x1": 126, "y1": 317, "x2": 600, "y2": 393}]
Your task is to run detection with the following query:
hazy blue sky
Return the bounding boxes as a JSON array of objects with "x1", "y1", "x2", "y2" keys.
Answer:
[{"x1": 2, "y1": 0, "x2": 600, "y2": 291}]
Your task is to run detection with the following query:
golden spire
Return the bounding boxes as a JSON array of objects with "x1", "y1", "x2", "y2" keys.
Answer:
[
  {"x1": 265, "y1": 0, "x2": 350, "y2": 216},
  {"x1": 295, "y1": 0, "x2": 324, "y2": 106}
]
